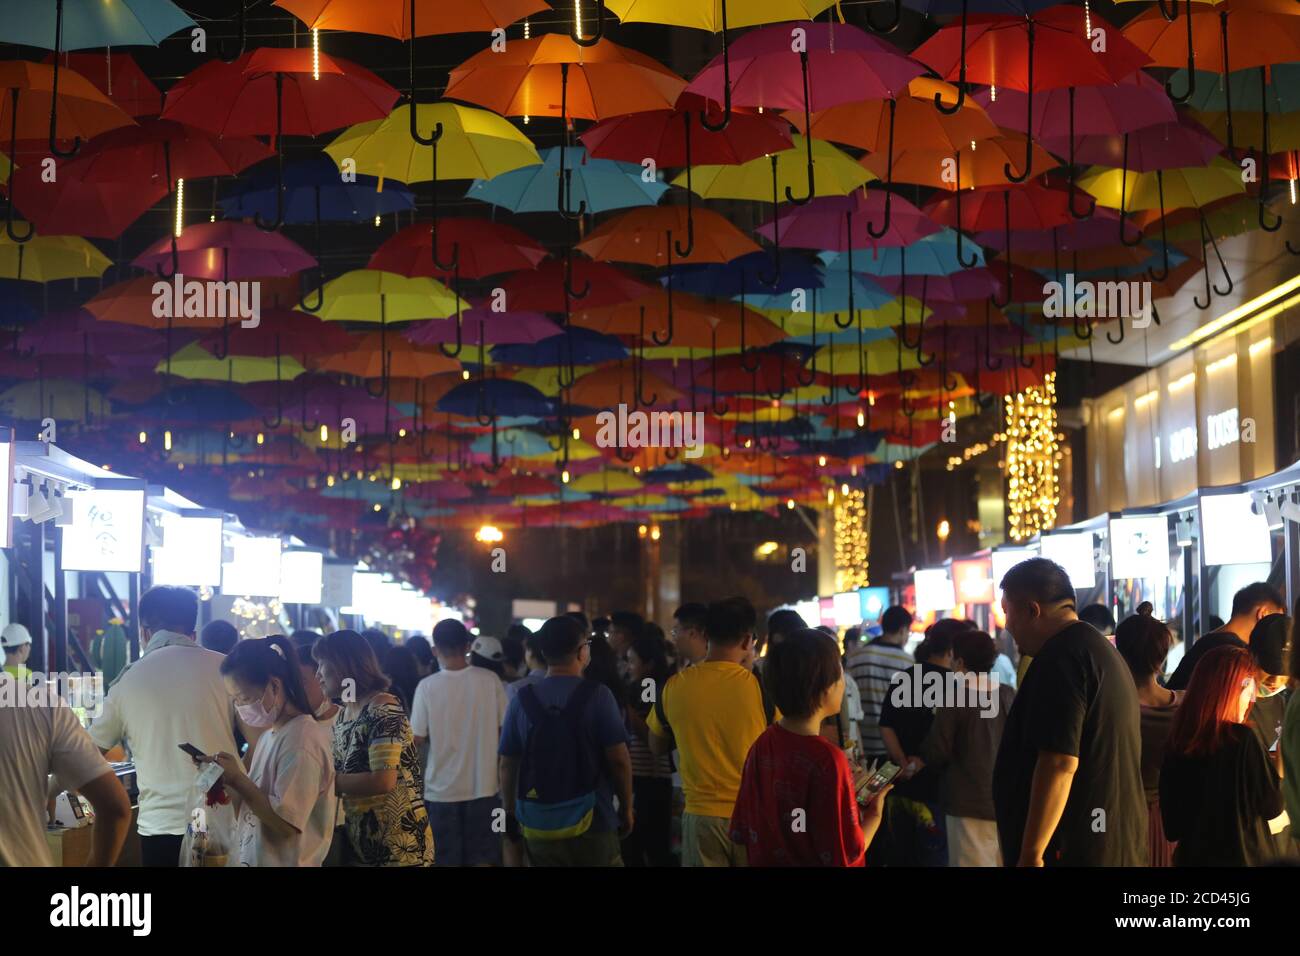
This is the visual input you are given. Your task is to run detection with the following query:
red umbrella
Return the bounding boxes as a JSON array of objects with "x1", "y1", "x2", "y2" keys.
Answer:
[
  {"x1": 4, "y1": 169, "x2": 165, "y2": 238},
  {"x1": 579, "y1": 91, "x2": 792, "y2": 255},
  {"x1": 41, "y1": 51, "x2": 163, "y2": 118},
  {"x1": 160, "y1": 48, "x2": 399, "y2": 229},
  {"x1": 132, "y1": 221, "x2": 316, "y2": 280},
  {"x1": 368, "y1": 218, "x2": 546, "y2": 280},
  {"x1": 913, "y1": 5, "x2": 1152, "y2": 183},
  {"x1": 69, "y1": 118, "x2": 272, "y2": 184},
  {"x1": 502, "y1": 260, "x2": 656, "y2": 314}
]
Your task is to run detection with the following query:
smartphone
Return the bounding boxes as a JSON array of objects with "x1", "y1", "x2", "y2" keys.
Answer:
[
  {"x1": 178, "y1": 743, "x2": 207, "y2": 761},
  {"x1": 862, "y1": 760, "x2": 902, "y2": 795}
]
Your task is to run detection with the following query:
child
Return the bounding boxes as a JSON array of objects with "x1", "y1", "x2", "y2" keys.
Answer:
[
  {"x1": 203, "y1": 635, "x2": 336, "y2": 867},
  {"x1": 730, "y1": 628, "x2": 890, "y2": 866}
]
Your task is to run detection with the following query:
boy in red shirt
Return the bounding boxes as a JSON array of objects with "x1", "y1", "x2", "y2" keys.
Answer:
[{"x1": 730, "y1": 628, "x2": 890, "y2": 866}]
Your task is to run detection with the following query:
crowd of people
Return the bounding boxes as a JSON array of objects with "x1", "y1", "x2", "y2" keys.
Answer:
[{"x1": 2, "y1": 557, "x2": 1298, "y2": 867}]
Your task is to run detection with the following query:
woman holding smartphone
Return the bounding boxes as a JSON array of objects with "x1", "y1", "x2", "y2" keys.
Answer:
[
  {"x1": 203, "y1": 635, "x2": 336, "y2": 867},
  {"x1": 729, "y1": 628, "x2": 890, "y2": 866}
]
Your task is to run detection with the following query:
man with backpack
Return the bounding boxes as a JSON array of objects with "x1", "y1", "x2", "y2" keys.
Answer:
[
  {"x1": 498, "y1": 615, "x2": 634, "y2": 867},
  {"x1": 648, "y1": 596, "x2": 772, "y2": 866}
]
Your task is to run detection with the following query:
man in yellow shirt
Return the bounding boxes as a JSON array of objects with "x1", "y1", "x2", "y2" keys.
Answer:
[
  {"x1": 648, "y1": 596, "x2": 771, "y2": 867},
  {"x1": 2, "y1": 623, "x2": 33, "y2": 681}
]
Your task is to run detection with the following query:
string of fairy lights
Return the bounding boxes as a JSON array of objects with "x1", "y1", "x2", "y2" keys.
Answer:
[
  {"x1": 1004, "y1": 372, "x2": 1063, "y2": 542},
  {"x1": 833, "y1": 487, "x2": 869, "y2": 591}
]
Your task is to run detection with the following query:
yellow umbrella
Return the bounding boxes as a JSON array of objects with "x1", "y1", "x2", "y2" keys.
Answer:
[
  {"x1": 569, "y1": 470, "x2": 643, "y2": 493},
  {"x1": 671, "y1": 135, "x2": 875, "y2": 201},
  {"x1": 303, "y1": 269, "x2": 466, "y2": 322},
  {"x1": 1078, "y1": 158, "x2": 1247, "y2": 213},
  {"x1": 158, "y1": 342, "x2": 307, "y2": 384},
  {"x1": 324, "y1": 103, "x2": 540, "y2": 184},
  {"x1": 824, "y1": 340, "x2": 922, "y2": 374},
  {"x1": 0, "y1": 151, "x2": 11, "y2": 185},
  {"x1": 751, "y1": 297, "x2": 932, "y2": 333},
  {"x1": 0, "y1": 380, "x2": 111, "y2": 423},
  {"x1": 0, "y1": 232, "x2": 111, "y2": 282}
]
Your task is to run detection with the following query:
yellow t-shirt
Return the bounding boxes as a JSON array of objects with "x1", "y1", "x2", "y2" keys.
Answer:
[
  {"x1": 1016, "y1": 654, "x2": 1033, "y2": 686},
  {"x1": 646, "y1": 660, "x2": 768, "y2": 818},
  {"x1": 2, "y1": 664, "x2": 31, "y2": 681}
]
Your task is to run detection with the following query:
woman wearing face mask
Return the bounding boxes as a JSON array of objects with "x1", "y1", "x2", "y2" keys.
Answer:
[
  {"x1": 1158, "y1": 645, "x2": 1283, "y2": 866},
  {"x1": 204, "y1": 635, "x2": 336, "y2": 867},
  {"x1": 313, "y1": 630, "x2": 434, "y2": 867}
]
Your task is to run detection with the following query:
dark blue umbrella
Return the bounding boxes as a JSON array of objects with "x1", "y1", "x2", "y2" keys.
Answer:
[
  {"x1": 128, "y1": 384, "x2": 257, "y2": 424},
  {"x1": 669, "y1": 251, "x2": 824, "y2": 298},
  {"x1": 644, "y1": 462, "x2": 713, "y2": 484},
  {"x1": 437, "y1": 379, "x2": 553, "y2": 419},
  {"x1": 491, "y1": 328, "x2": 628, "y2": 367},
  {"x1": 219, "y1": 156, "x2": 415, "y2": 223}
]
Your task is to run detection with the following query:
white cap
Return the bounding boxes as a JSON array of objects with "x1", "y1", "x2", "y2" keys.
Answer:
[
  {"x1": 1, "y1": 623, "x2": 32, "y2": 649},
  {"x1": 471, "y1": 635, "x2": 504, "y2": 662}
]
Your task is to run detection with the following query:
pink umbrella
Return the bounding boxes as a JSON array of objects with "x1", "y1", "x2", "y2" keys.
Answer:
[
  {"x1": 973, "y1": 71, "x2": 1177, "y2": 140},
  {"x1": 1040, "y1": 116, "x2": 1224, "y2": 173},
  {"x1": 756, "y1": 190, "x2": 941, "y2": 250},
  {"x1": 132, "y1": 220, "x2": 316, "y2": 280},
  {"x1": 686, "y1": 21, "x2": 924, "y2": 204}
]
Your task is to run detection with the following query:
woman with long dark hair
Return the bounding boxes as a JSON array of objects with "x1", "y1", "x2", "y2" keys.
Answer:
[
  {"x1": 623, "y1": 632, "x2": 676, "y2": 866},
  {"x1": 313, "y1": 630, "x2": 433, "y2": 867},
  {"x1": 1115, "y1": 608, "x2": 1181, "y2": 867},
  {"x1": 1159, "y1": 645, "x2": 1283, "y2": 866},
  {"x1": 205, "y1": 635, "x2": 336, "y2": 866}
]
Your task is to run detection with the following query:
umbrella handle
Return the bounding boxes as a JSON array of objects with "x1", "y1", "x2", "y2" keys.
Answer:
[
  {"x1": 757, "y1": 156, "x2": 784, "y2": 288},
  {"x1": 635, "y1": 311, "x2": 659, "y2": 407},
  {"x1": 710, "y1": 329, "x2": 730, "y2": 415},
  {"x1": 1073, "y1": 312, "x2": 1092, "y2": 341},
  {"x1": 784, "y1": 53, "x2": 815, "y2": 205},
  {"x1": 254, "y1": 75, "x2": 286, "y2": 232},
  {"x1": 1156, "y1": 0, "x2": 1178, "y2": 21},
  {"x1": 935, "y1": 1, "x2": 968, "y2": 115},
  {"x1": 1117, "y1": 136, "x2": 1144, "y2": 247},
  {"x1": 955, "y1": 167, "x2": 981, "y2": 270},
  {"x1": 47, "y1": 1, "x2": 80, "y2": 159},
  {"x1": 673, "y1": 114, "x2": 696, "y2": 260},
  {"x1": 699, "y1": 3, "x2": 732, "y2": 132},
  {"x1": 1220, "y1": 12, "x2": 1237, "y2": 160},
  {"x1": 983, "y1": 300, "x2": 1002, "y2": 370},
  {"x1": 572, "y1": 0, "x2": 605, "y2": 47},
  {"x1": 3, "y1": 90, "x2": 31, "y2": 243},
  {"x1": 564, "y1": 250, "x2": 590, "y2": 300},
  {"x1": 1105, "y1": 315, "x2": 1126, "y2": 345},
  {"x1": 406, "y1": 1, "x2": 441, "y2": 145},
  {"x1": 941, "y1": 327, "x2": 960, "y2": 392},
  {"x1": 1257, "y1": 69, "x2": 1283, "y2": 233},
  {"x1": 913, "y1": 303, "x2": 934, "y2": 367},
  {"x1": 795, "y1": 305, "x2": 816, "y2": 388},
  {"x1": 262, "y1": 346, "x2": 285, "y2": 430},
  {"x1": 439, "y1": 266, "x2": 464, "y2": 358},
  {"x1": 1204, "y1": 214, "x2": 1233, "y2": 297},
  {"x1": 218, "y1": 0, "x2": 247, "y2": 62},
  {"x1": 1003, "y1": 21, "x2": 1035, "y2": 183},
  {"x1": 866, "y1": 100, "x2": 897, "y2": 238},
  {"x1": 1017, "y1": 320, "x2": 1034, "y2": 369},
  {"x1": 821, "y1": 340, "x2": 838, "y2": 405},
  {"x1": 1066, "y1": 89, "x2": 1096, "y2": 220},
  {"x1": 865, "y1": 0, "x2": 902, "y2": 34},
  {"x1": 1146, "y1": 171, "x2": 1170, "y2": 282},
  {"x1": 211, "y1": 315, "x2": 231, "y2": 360},
  {"x1": 1164, "y1": 0, "x2": 1196, "y2": 103},
  {"x1": 652, "y1": 235, "x2": 675, "y2": 345},
  {"x1": 299, "y1": 272, "x2": 324, "y2": 312},
  {"x1": 991, "y1": 200, "x2": 1012, "y2": 308}
]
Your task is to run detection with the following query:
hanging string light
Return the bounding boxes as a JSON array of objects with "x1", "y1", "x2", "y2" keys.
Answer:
[
  {"x1": 312, "y1": 29, "x2": 320, "y2": 80},
  {"x1": 174, "y1": 178, "x2": 184, "y2": 237},
  {"x1": 1004, "y1": 371, "x2": 1061, "y2": 541},
  {"x1": 833, "y1": 486, "x2": 869, "y2": 591},
  {"x1": 1084, "y1": 1, "x2": 1091, "y2": 39}
]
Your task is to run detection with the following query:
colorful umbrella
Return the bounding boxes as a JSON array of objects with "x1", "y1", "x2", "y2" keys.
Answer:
[
  {"x1": 0, "y1": 231, "x2": 110, "y2": 281},
  {"x1": 465, "y1": 146, "x2": 667, "y2": 215},
  {"x1": 369, "y1": 219, "x2": 546, "y2": 281}
]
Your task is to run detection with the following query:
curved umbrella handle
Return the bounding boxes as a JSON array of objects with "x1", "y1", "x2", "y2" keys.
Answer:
[
  {"x1": 564, "y1": 250, "x2": 591, "y2": 300},
  {"x1": 1117, "y1": 136, "x2": 1144, "y2": 248},
  {"x1": 866, "y1": 100, "x2": 897, "y2": 238},
  {"x1": 941, "y1": 326, "x2": 960, "y2": 392},
  {"x1": 821, "y1": 341, "x2": 837, "y2": 405},
  {"x1": 673, "y1": 113, "x2": 696, "y2": 259},
  {"x1": 953, "y1": 153, "x2": 981, "y2": 269},
  {"x1": 1164, "y1": 0, "x2": 1196, "y2": 103},
  {"x1": 1017, "y1": 320, "x2": 1034, "y2": 369},
  {"x1": 699, "y1": 1, "x2": 732, "y2": 132},
  {"x1": 1257, "y1": 69, "x2": 1283, "y2": 233},
  {"x1": 936, "y1": 0, "x2": 969, "y2": 115},
  {"x1": 572, "y1": 0, "x2": 605, "y2": 47},
  {"x1": 47, "y1": 1, "x2": 80, "y2": 158},
  {"x1": 1106, "y1": 315, "x2": 1126, "y2": 345},
  {"x1": 795, "y1": 304, "x2": 816, "y2": 387},
  {"x1": 784, "y1": 53, "x2": 815, "y2": 205},
  {"x1": 407, "y1": 1, "x2": 441, "y2": 145},
  {"x1": 1146, "y1": 171, "x2": 1170, "y2": 282},
  {"x1": 428, "y1": 137, "x2": 462, "y2": 271},
  {"x1": 262, "y1": 345, "x2": 285, "y2": 430},
  {"x1": 652, "y1": 233, "x2": 676, "y2": 346},
  {"x1": 1066, "y1": 88, "x2": 1096, "y2": 220},
  {"x1": 254, "y1": 75, "x2": 286, "y2": 232},
  {"x1": 914, "y1": 308, "x2": 935, "y2": 367},
  {"x1": 1204, "y1": 214, "x2": 1234, "y2": 296},
  {"x1": 439, "y1": 261, "x2": 465, "y2": 358},
  {"x1": 984, "y1": 301, "x2": 1003, "y2": 371},
  {"x1": 1003, "y1": 23, "x2": 1035, "y2": 184},
  {"x1": 1073, "y1": 312, "x2": 1093, "y2": 341},
  {"x1": 866, "y1": 0, "x2": 902, "y2": 34},
  {"x1": 710, "y1": 329, "x2": 730, "y2": 416},
  {"x1": 218, "y1": 0, "x2": 247, "y2": 62},
  {"x1": 1220, "y1": 12, "x2": 1237, "y2": 160},
  {"x1": 757, "y1": 156, "x2": 783, "y2": 288},
  {"x1": 1156, "y1": 0, "x2": 1179, "y2": 21}
]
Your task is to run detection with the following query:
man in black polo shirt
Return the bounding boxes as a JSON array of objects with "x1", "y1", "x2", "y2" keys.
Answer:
[
  {"x1": 992, "y1": 558, "x2": 1146, "y2": 866},
  {"x1": 1166, "y1": 583, "x2": 1286, "y2": 691}
]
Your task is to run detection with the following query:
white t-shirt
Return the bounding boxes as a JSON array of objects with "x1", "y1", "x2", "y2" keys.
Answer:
[
  {"x1": 0, "y1": 675, "x2": 113, "y2": 866},
  {"x1": 89, "y1": 634, "x2": 239, "y2": 836},
  {"x1": 237, "y1": 714, "x2": 335, "y2": 867},
  {"x1": 409, "y1": 665, "x2": 507, "y2": 803}
]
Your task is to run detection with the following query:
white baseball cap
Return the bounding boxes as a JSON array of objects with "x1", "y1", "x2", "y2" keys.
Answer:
[
  {"x1": 471, "y1": 635, "x2": 504, "y2": 662},
  {"x1": 1, "y1": 623, "x2": 32, "y2": 649}
]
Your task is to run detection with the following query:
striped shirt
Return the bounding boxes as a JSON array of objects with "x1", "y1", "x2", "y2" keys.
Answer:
[{"x1": 845, "y1": 640, "x2": 913, "y2": 757}]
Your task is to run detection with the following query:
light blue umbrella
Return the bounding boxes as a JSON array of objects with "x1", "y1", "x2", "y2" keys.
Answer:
[
  {"x1": 466, "y1": 147, "x2": 669, "y2": 214},
  {"x1": 821, "y1": 229, "x2": 984, "y2": 277},
  {"x1": 0, "y1": 0, "x2": 195, "y2": 49}
]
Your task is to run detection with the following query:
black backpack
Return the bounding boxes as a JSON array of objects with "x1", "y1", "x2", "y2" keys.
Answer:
[{"x1": 515, "y1": 680, "x2": 602, "y2": 840}]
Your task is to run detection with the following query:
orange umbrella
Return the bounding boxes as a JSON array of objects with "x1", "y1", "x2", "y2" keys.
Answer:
[
  {"x1": 569, "y1": 363, "x2": 686, "y2": 409},
  {"x1": 861, "y1": 134, "x2": 1059, "y2": 191},
  {"x1": 572, "y1": 289, "x2": 780, "y2": 347},
  {"x1": 315, "y1": 333, "x2": 459, "y2": 378},
  {"x1": 275, "y1": 0, "x2": 545, "y2": 36},
  {"x1": 575, "y1": 205, "x2": 759, "y2": 267}
]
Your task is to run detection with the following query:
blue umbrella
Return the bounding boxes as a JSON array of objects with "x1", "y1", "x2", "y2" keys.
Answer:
[
  {"x1": 128, "y1": 384, "x2": 257, "y2": 424},
  {"x1": 822, "y1": 230, "x2": 982, "y2": 277},
  {"x1": 219, "y1": 156, "x2": 415, "y2": 223},
  {"x1": 670, "y1": 251, "x2": 824, "y2": 298},
  {"x1": 744, "y1": 267, "x2": 894, "y2": 312},
  {"x1": 437, "y1": 379, "x2": 553, "y2": 419},
  {"x1": 644, "y1": 462, "x2": 712, "y2": 484},
  {"x1": 0, "y1": 0, "x2": 196, "y2": 157},
  {"x1": 491, "y1": 328, "x2": 628, "y2": 367},
  {"x1": 466, "y1": 147, "x2": 668, "y2": 214}
]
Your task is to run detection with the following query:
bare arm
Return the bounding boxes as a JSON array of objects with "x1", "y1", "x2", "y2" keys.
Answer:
[
  {"x1": 336, "y1": 769, "x2": 398, "y2": 797},
  {"x1": 605, "y1": 743, "x2": 634, "y2": 836},
  {"x1": 1019, "y1": 750, "x2": 1078, "y2": 867},
  {"x1": 880, "y1": 726, "x2": 908, "y2": 769},
  {"x1": 647, "y1": 727, "x2": 673, "y2": 757},
  {"x1": 79, "y1": 770, "x2": 132, "y2": 867},
  {"x1": 499, "y1": 755, "x2": 520, "y2": 816}
]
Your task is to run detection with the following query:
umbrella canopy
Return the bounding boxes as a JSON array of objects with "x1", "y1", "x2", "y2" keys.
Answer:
[
  {"x1": 0, "y1": 232, "x2": 111, "y2": 281},
  {"x1": 304, "y1": 270, "x2": 466, "y2": 323},
  {"x1": 40, "y1": 51, "x2": 163, "y2": 117},
  {"x1": 466, "y1": 146, "x2": 668, "y2": 213},
  {"x1": 672, "y1": 135, "x2": 875, "y2": 201},
  {"x1": 274, "y1": 0, "x2": 547, "y2": 36},
  {"x1": 0, "y1": 0, "x2": 194, "y2": 48},
  {"x1": 369, "y1": 219, "x2": 546, "y2": 280},
  {"x1": 132, "y1": 221, "x2": 317, "y2": 279},
  {"x1": 576, "y1": 205, "x2": 760, "y2": 265},
  {"x1": 219, "y1": 155, "x2": 415, "y2": 222},
  {"x1": 581, "y1": 92, "x2": 792, "y2": 165}
]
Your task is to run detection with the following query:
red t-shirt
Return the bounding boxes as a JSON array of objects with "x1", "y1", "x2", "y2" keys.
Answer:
[{"x1": 729, "y1": 723, "x2": 867, "y2": 867}]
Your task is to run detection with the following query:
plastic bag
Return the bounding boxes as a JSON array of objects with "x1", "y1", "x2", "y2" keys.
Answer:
[{"x1": 179, "y1": 762, "x2": 237, "y2": 867}]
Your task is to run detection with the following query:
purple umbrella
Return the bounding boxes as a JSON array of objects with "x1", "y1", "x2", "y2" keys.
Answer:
[
  {"x1": 405, "y1": 308, "x2": 562, "y2": 347},
  {"x1": 755, "y1": 190, "x2": 941, "y2": 251},
  {"x1": 20, "y1": 309, "x2": 164, "y2": 355},
  {"x1": 973, "y1": 208, "x2": 1124, "y2": 253},
  {"x1": 131, "y1": 221, "x2": 317, "y2": 280},
  {"x1": 873, "y1": 268, "x2": 1001, "y2": 302},
  {"x1": 1040, "y1": 116, "x2": 1224, "y2": 173}
]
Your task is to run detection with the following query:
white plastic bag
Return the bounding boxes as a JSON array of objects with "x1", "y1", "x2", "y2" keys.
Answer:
[{"x1": 179, "y1": 762, "x2": 237, "y2": 867}]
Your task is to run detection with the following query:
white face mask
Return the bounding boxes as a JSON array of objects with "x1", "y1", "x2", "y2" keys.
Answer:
[{"x1": 1256, "y1": 680, "x2": 1286, "y2": 699}]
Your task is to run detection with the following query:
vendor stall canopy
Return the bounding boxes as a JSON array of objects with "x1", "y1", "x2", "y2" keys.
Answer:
[{"x1": 2, "y1": 0, "x2": 1297, "y2": 567}]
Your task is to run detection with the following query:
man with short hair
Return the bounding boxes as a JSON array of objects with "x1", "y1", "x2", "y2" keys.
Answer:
[
  {"x1": 411, "y1": 619, "x2": 508, "y2": 866},
  {"x1": 992, "y1": 559, "x2": 1146, "y2": 866},
  {"x1": 90, "y1": 585, "x2": 241, "y2": 867},
  {"x1": 609, "y1": 611, "x2": 644, "y2": 679},
  {"x1": 1166, "y1": 582, "x2": 1287, "y2": 691},
  {"x1": 199, "y1": 619, "x2": 239, "y2": 655},
  {"x1": 499, "y1": 616, "x2": 633, "y2": 866},
  {"x1": 1, "y1": 622, "x2": 33, "y2": 680},
  {"x1": 1078, "y1": 603, "x2": 1116, "y2": 637},
  {"x1": 848, "y1": 606, "x2": 915, "y2": 761},
  {"x1": 1244, "y1": 613, "x2": 1291, "y2": 758},
  {"x1": 648, "y1": 596, "x2": 770, "y2": 866},
  {"x1": 670, "y1": 603, "x2": 708, "y2": 667}
]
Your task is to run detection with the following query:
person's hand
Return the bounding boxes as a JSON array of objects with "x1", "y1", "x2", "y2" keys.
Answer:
[
  {"x1": 201, "y1": 752, "x2": 249, "y2": 790},
  {"x1": 619, "y1": 805, "x2": 635, "y2": 838},
  {"x1": 859, "y1": 782, "x2": 891, "y2": 822},
  {"x1": 502, "y1": 836, "x2": 525, "y2": 868},
  {"x1": 1017, "y1": 851, "x2": 1044, "y2": 867}
]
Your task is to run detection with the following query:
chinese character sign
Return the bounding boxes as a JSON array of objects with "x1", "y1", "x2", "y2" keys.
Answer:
[{"x1": 62, "y1": 489, "x2": 146, "y2": 573}]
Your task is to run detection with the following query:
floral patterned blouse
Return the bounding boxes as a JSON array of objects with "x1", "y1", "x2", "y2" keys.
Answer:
[{"x1": 331, "y1": 694, "x2": 434, "y2": 867}]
